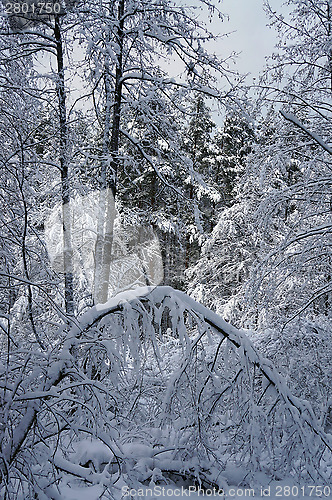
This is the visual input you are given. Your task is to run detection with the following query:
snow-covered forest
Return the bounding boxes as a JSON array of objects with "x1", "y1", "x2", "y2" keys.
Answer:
[{"x1": 0, "y1": 0, "x2": 331, "y2": 497}]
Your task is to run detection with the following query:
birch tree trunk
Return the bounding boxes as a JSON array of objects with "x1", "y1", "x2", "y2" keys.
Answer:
[{"x1": 94, "y1": 0, "x2": 124, "y2": 304}]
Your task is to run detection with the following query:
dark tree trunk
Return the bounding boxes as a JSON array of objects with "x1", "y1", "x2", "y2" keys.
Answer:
[{"x1": 54, "y1": 15, "x2": 74, "y2": 315}]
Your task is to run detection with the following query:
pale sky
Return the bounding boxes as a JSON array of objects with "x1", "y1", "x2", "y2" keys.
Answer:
[{"x1": 213, "y1": 0, "x2": 282, "y2": 82}]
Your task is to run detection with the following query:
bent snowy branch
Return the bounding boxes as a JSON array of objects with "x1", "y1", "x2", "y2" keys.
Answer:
[
  {"x1": 1, "y1": 286, "x2": 331, "y2": 495},
  {"x1": 280, "y1": 110, "x2": 332, "y2": 155}
]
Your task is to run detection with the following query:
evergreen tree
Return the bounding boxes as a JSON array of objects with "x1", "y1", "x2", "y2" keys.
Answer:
[
  {"x1": 213, "y1": 112, "x2": 254, "y2": 205},
  {"x1": 186, "y1": 111, "x2": 256, "y2": 316},
  {"x1": 182, "y1": 94, "x2": 216, "y2": 177},
  {"x1": 179, "y1": 95, "x2": 217, "y2": 272}
]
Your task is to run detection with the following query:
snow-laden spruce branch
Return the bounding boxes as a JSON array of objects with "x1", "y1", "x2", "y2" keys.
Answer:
[{"x1": 119, "y1": 128, "x2": 186, "y2": 199}]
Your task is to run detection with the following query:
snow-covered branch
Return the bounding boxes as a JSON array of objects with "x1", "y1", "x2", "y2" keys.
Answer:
[
  {"x1": 1, "y1": 285, "x2": 331, "y2": 496},
  {"x1": 280, "y1": 110, "x2": 332, "y2": 155}
]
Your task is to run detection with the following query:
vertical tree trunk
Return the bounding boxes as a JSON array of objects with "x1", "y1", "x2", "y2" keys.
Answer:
[
  {"x1": 94, "y1": 23, "x2": 112, "y2": 303},
  {"x1": 54, "y1": 16, "x2": 74, "y2": 315},
  {"x1": 95, "y1": 0, "x2": 125, "y2": 304}
]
